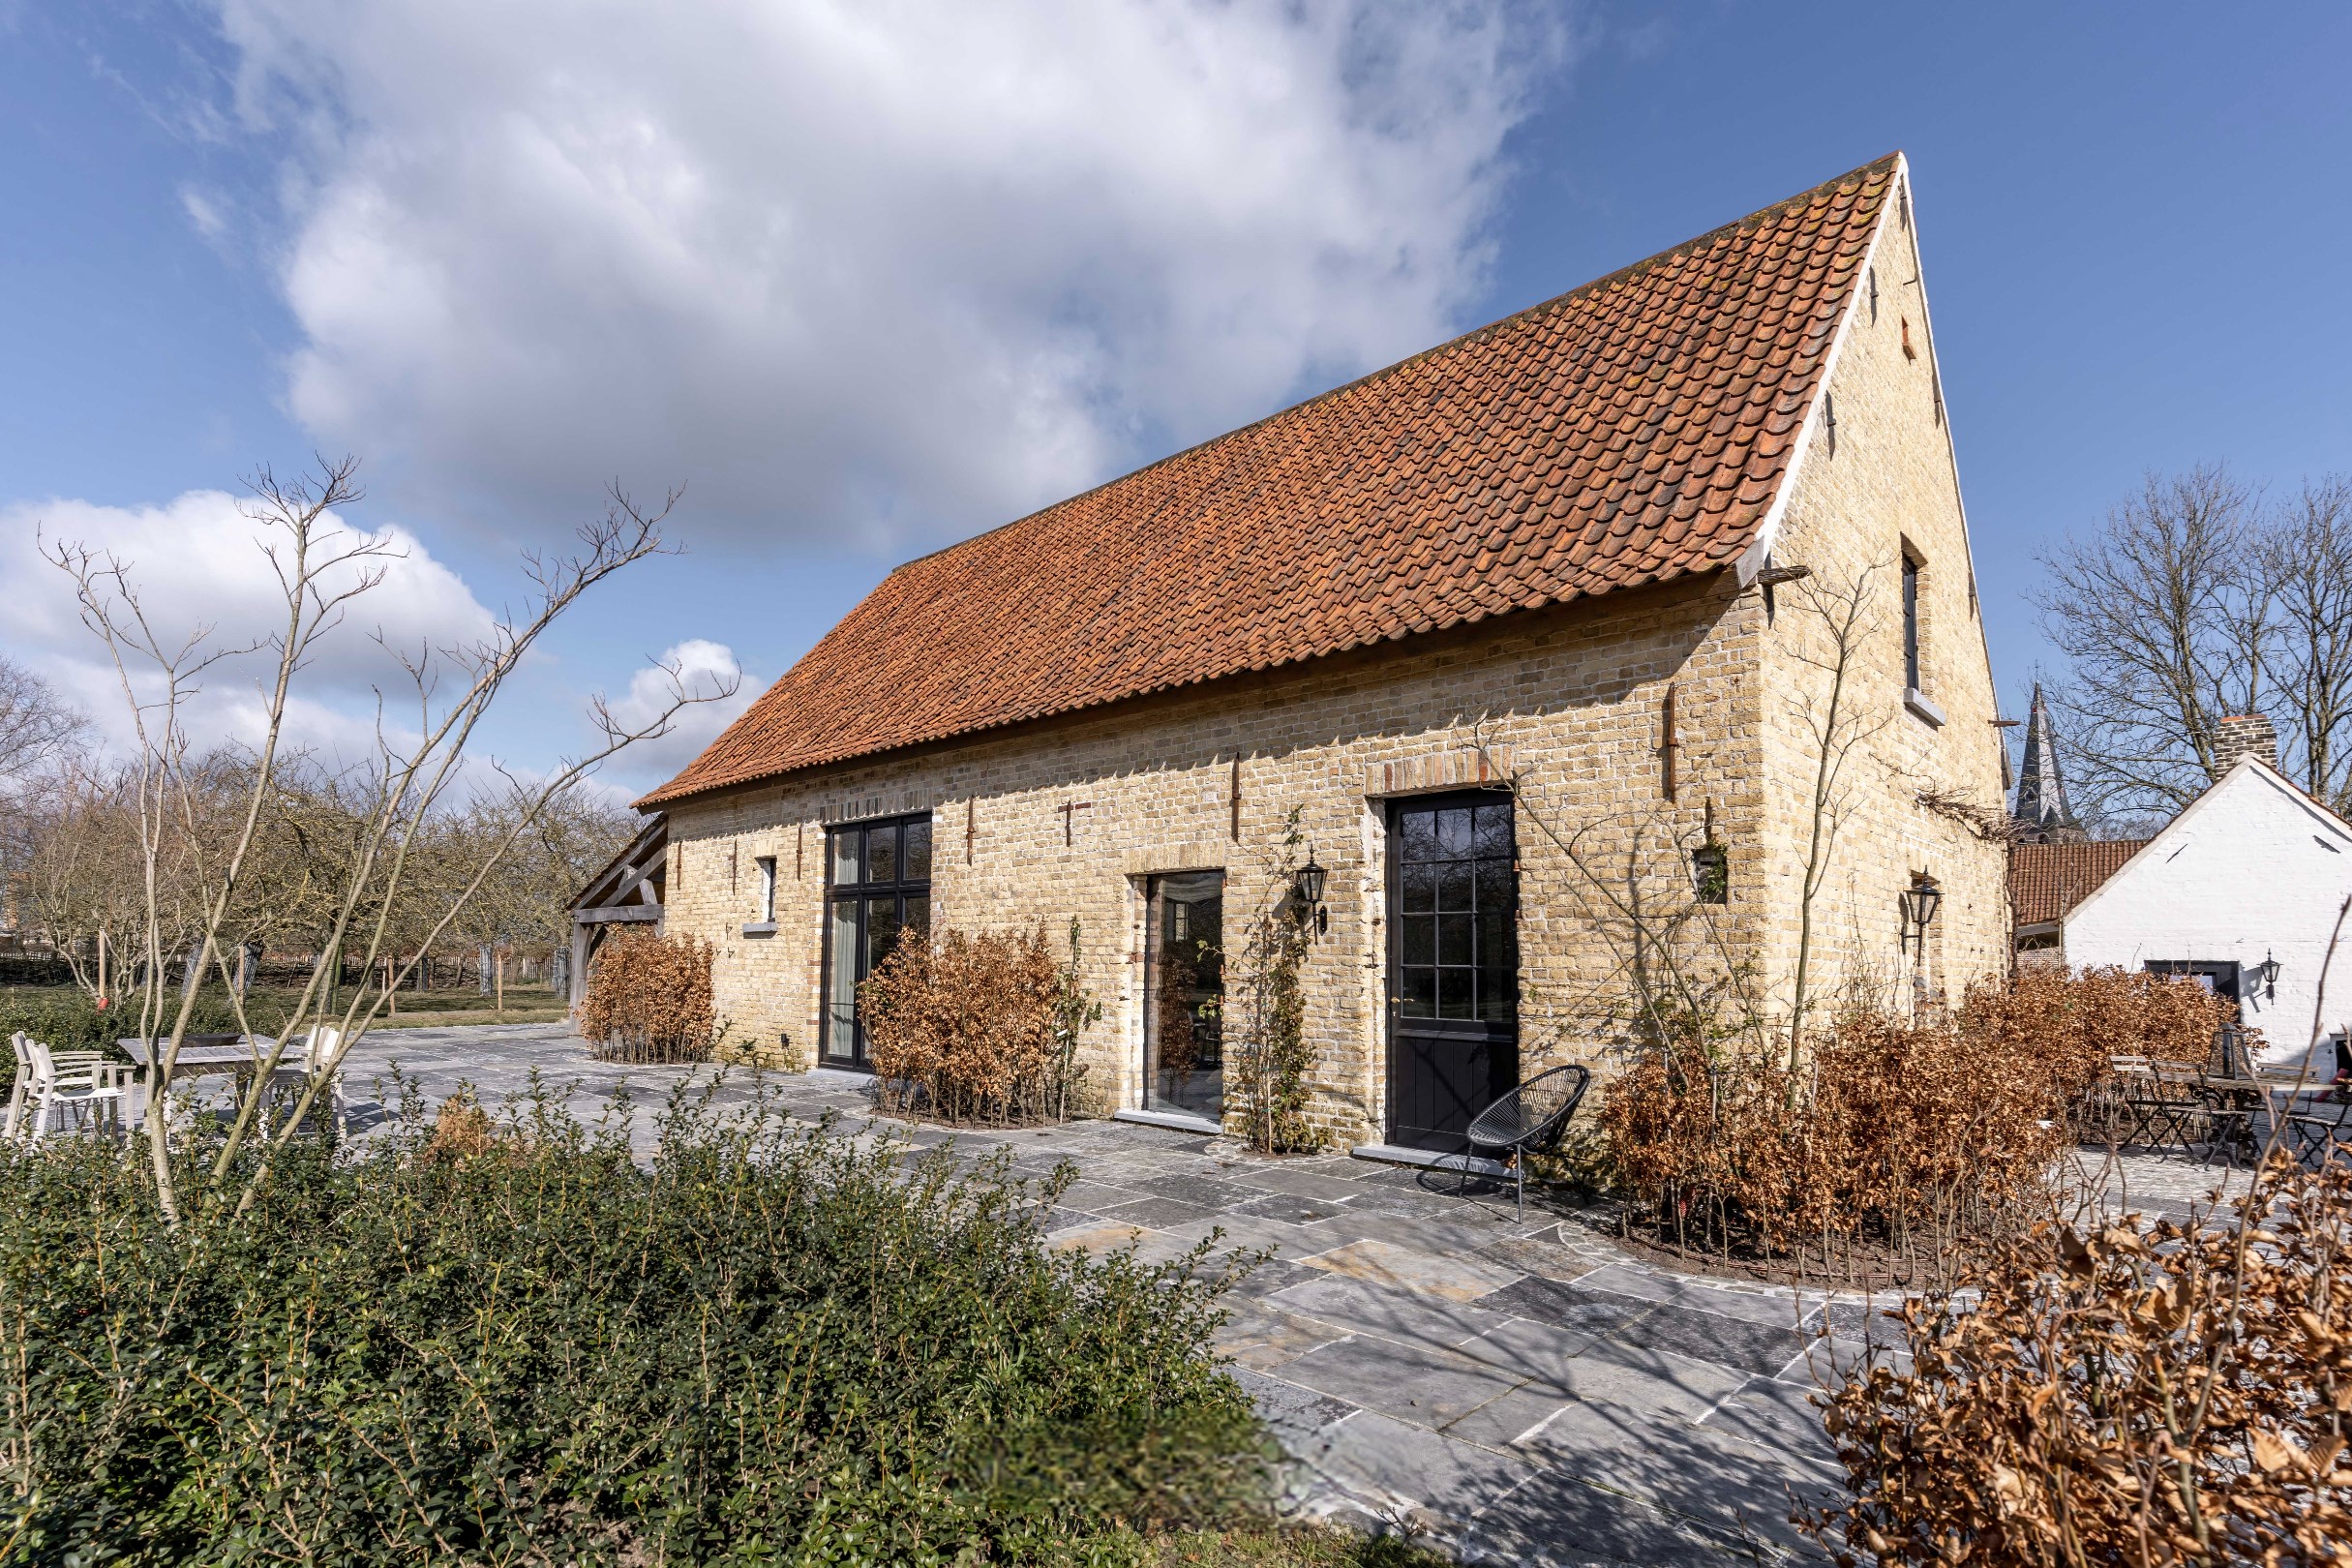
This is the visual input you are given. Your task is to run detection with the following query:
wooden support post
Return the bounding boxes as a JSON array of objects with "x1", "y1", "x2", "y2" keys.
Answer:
[
  {"x1": 1660, "y1": 684, "x2": 1679, "y2": 803},
  {"x1": 495, "y1": 951, "x2": 504, "y2": 1015}
]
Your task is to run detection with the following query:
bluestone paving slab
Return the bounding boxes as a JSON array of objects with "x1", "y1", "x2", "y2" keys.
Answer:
[
  {"x1": 1293, "y1": 1410, "x2": 1536, "y2": 1520},
  {"x1": 1096, "y1": 1195, "x2": 1220, "y2": 1229},
  {"x1": 1512, "y1": 1400, "x2": 1837, "y2": 1557},
  {"x1": 1279, "y1": 1334, "x2": 1528, "y2": 1428},
  {"x1": 1221, "y1": 1256, "x2": 1322, "y2": 1300},
  {"x1": 1301, "y1": 1237, "x2": 1528, "y2": 1302},
  {"x1": 1698, "y1": 1376, "x2": 1839, "y2": 1466},
  {"x1": 1268, "y1": 1273, "x2": 1508, "y2": 1354},
  {"x1": 1466, "y1": 1466, "x2": 1758, "y2": 1568},
  {"x1": 1613, "y1": 1300, "x2": 1814, "y2": 1378},
  {"x1": 1573, "y1": 1263, "x2": 1815, "y2": 1329},
  {"x1": 1135, "y1": 1173, "x2": 1264, "y2": 1210},
  {"x1": 1227, "y1": 1166, "x2": 1379, "y2": 1202},
  {"x1": 1231, "y1": 1191, "x2": 1354, "y2": 1224},
  {"x1": 1215, "y1": 1304, "x2": 1354, "y2": 1372},
  {"x1": 1458, "y1": 1322, "x2": 1751, "y2": 1423},
  {"x1": 1227, "y1": 1366, "x2": 1358, "y2": 1446},
  {"x1": 1477, "y1": 1276, "x2": 1656, "y2": 1336}
]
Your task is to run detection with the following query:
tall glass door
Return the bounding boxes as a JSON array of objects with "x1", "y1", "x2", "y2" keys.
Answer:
[
  {"x1": 1143, "y1": 871, "x2": 1224, "y2": 1121},
  {"x1": 822, "y1": 814, "x2": 931, "y2": 1070}
]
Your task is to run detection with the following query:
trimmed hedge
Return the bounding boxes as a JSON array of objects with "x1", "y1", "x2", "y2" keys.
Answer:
[
  {"x1": 0, "y1": 987, "x2": 295, "y2": 1053},
  {"x1": 0, "y1": 1082, "x2": 1269, "y2": 1564}
]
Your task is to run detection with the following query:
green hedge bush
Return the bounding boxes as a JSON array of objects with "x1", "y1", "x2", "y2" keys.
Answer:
[
  {"x1": 0, "y1": 1083, "x2": 1269, "y2": 1563},
  {"x1": 0, "y1": 986, "x2": 304, "y2": 1052}
]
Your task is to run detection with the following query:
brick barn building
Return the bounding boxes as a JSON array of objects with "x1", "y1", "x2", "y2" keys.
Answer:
[{"x1": 638, "y1": 154, "x2": 2008, "y2": 1157}]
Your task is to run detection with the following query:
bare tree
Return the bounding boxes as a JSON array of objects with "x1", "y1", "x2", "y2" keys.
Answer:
[
  {"x1": 0, "y1": 655, "x2": 88, "y2": 783},
  {"x1": 45, "y1": 457, "x2": 730, "y2": 1222},
  {"x1": 2261, "y1": 476, "x2": 2352, "y2": 812},
  {"x1": 2036, "y1": 467, "x2": 2271, "y2": 821}
]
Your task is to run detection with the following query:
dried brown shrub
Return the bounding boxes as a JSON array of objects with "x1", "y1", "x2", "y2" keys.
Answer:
[
  {"x1": 574, "y1": 927, "x2": 717, "y2": 1063},
  {"x1": 1601, "y1": 971, "x2": 2235, "y2": 1282},
  {"x1": 860, "y1": 925, "x2": 1091, "y2": 1125},
  {"x1": 1804, "y1": 1159, "x2": 2352, "y2": 1567},
  {"x1": 423, "y1": 1092, "x2": 506, "y2": 1162}
]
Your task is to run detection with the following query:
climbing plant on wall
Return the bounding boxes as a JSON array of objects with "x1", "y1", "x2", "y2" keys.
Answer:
[{"x1": 1227, "y1": 809, "x2": 1321, "y2": 1154}]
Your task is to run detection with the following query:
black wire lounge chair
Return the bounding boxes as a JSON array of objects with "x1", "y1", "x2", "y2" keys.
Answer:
[{"x1": 1465, "y1": 1063, "x2": 1591, "y2": 1218}]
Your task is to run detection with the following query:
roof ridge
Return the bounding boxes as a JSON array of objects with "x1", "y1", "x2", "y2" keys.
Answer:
[
  {"x1": 884, "y1": 152, "x2": 1902, "y2": 578},
  {"x1": 643, "y1": 154, "x2": 1904, "y2": 807}
]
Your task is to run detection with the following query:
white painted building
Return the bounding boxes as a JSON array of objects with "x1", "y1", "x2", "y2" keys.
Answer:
[{"x1": 2063, "y1": 756, "x2": 2352, "y2": 1070}]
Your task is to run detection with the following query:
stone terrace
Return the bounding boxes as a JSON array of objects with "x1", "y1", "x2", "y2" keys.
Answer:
[{"x1": 322, "y1": 1022, "x2": 2248, "y2": 1566}]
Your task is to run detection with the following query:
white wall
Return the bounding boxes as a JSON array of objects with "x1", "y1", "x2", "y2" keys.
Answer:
[{"x1": 2065, "y1": 760, "x2": 2352, "y2": 1071}]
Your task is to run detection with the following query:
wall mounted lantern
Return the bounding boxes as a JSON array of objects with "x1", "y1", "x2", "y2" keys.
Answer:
[
  {"x1": 1293, "y1": 853, "x2": 1329, "y2": 934},
  {"x1": 2257, "y1": 950, "x2": 2281, "y2": 1000},
  {"x1": 1898, "y1": 876, "x2": 1943, "y2": 953}
]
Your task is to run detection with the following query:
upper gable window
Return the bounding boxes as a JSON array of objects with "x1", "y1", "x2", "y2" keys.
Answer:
[{"x1": 1902, "y1": 552, "x2": 1922, "y2": 692}]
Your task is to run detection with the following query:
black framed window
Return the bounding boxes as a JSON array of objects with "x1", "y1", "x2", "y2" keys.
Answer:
[
  {"x1": 1902, "y1": 554, "x2": 1922, "y2": 691},
  {"x1": 821, "y1": 813, "x2": 932, "y2": 1070},
  {"x1": 1394, "y1": 798, "x2": 1517, "y2": 1025}
]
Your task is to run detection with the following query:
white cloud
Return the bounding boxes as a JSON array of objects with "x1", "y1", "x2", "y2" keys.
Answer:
[
  {"x1": 598, "y1": 638, "x2": 757, "y2": 790},
  {"x1": 0, "y1": 489, "x2": 498, "y2": 760},
  {"x1": 212, "y1": 0, "x2": 1556, "y2": 547}
]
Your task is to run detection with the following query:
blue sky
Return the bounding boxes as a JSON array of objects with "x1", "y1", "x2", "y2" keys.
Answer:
[{"x1": 3, "y1": 2, "x2": 2346, "y2": 799}]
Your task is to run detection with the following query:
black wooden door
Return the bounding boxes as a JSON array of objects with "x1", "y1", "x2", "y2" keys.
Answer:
[{"x1": 1386, "y1": 792, "x2": 1519, "y2": 1152}]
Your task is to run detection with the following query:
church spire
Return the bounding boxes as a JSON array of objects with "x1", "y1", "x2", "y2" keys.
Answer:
[{"x1": 2011, "y1": 683, "x2": 2084, "y2": 841}]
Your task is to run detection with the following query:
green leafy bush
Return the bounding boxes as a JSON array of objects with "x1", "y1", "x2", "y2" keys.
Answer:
[
  {"x1": 0, "y1": 1082, "x2": 1268, "y2": 1564},
  {"x1": 0, "y1": 985, "x2": 293, "y2": 1052}
]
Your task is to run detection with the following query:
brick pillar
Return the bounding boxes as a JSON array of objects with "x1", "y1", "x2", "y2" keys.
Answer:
[{"x1": 2211, "y1": 713, "x2": 2278, "y2": 773}]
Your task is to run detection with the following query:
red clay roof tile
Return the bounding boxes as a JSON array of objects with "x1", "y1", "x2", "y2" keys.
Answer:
[
  {"x1": 643, "y1": 155, "x2": 1900, "y2": 807},
  {"x1": 2010, "y1": 840, "x2": 2149, "y2": 927}
]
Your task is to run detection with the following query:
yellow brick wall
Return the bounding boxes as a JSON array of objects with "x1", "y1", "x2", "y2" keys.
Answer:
[
  {"x1": 660, "y1": 571, "x2": 1765, "y2": 1147},
  {"x1": 1752, "y1": 183, "x2": 2011, "y2": 1024}
]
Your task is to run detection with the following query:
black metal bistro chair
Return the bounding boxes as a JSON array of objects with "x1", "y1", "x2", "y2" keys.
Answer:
[{"x1": 1466, "y1": 1063, "x2": 1591, "y2": 1218}]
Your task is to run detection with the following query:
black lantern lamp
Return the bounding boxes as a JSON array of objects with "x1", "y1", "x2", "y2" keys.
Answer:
[
  {"x1": 1898, "y1": 876, "x2": 1943, "y2": 951},
  {"x1": 1293, "y1": 852, "x2": 1329, "y2": 933},
  {"x1": 2258, "y1": 950, "x2": 2281, "y2": 1000}
]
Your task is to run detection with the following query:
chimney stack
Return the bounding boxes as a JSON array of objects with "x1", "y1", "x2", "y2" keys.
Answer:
[{"x1": 2211, "y1": 713, "x2": 2278, "y2": 773}]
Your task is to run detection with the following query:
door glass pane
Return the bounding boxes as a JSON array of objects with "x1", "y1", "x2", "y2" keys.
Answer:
[
  {"x1": 1437, "y1": 968, "x2": 1474, "y2": 1018},
  {"x1": 1145, "y1": 871, "x2": 1224, "y2": 1120},
  {"x1": 1402, "y1": 963, "x2": 1436, "y2": 1017},
  {"x1": 1437, "y1": 912, "x2": 1472, "y2": 965},
  {"x1": 827, "y1": 899, "x2": 860, "y2": 1055},
  {"x1": 1402, "y1": 862, "x2": 1436, "y2": 913},
  {"x1": 1402, "y1": 915, "x2": 1434, "y2": 966},
  {"x1": 905, "y1": 894, "x2": 930, "y2": 940},
  {"x1": 866, "y1": 824, "x2": 899, "y2": 886},
  {"x1": 830, "y1": 829, "x2": 861, "y2": 888},
  {"x1": 902, "y1": 820, "x2": 933, "y2": 882},
  {"x1": 1436, "y1": 860, "x2": 1472, "y2": 912}
]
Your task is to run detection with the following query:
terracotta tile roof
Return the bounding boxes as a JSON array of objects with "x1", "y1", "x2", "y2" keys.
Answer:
[
  {"x1": 2010, "y1": 840, "x2": 2149, "y2": 927},
  {"x1": 644, "y1": 155, "x2": 1902, "y2": 807}
]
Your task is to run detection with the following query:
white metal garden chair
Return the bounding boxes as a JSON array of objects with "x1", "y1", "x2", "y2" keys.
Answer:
[
  {"x1": 266, "y1": 1026, "x2": 348, "y2": 1136},
  {"x1": 10, "y1": 1032, "x2": 127, "y2": 1141}
]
